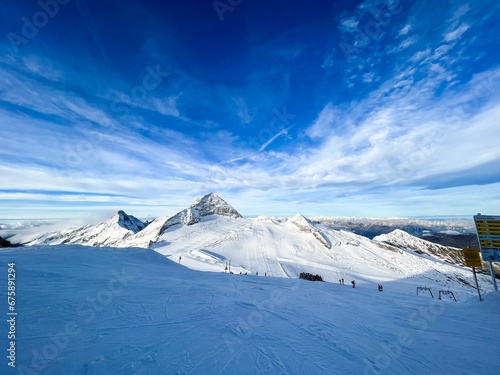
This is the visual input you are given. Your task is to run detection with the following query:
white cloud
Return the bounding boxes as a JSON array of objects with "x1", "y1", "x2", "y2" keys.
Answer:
[
  {"x1": 388, "y1": 36, "x2": 418, "y2": 54},
  {"x1": 410, "y1": 48, "x2": 431, "y2": 62},
  {"x1": 276, "y1": 65, "x2": 500, "y2": 199},
  {"x1": 22, "y1": 56, "x2": 64, "y2": 82},
  {"x1": 444, "y1": 23, "x2": 470, "y2": 42},
  {"x1": 399, "y1": 24, "x2": 411, "y2": 36},
  {"x1": 258, "y1": 127, "x2": 292, "y2": 152},
  {"x1": 339, "y1": 17, "x2": 358, "y2": 32},
  {"x1": 234, "y1": 98, "x2": 253, "y2": 124},
  {"x1": 305, "y1": 104, "x2": 336, "y2": 140},
  {"x1": 393, "y1": 77, "x2": 414, "y2": 88},
  {"x1": 399, "y1": 36, "x2": 418, "y2": 49},
  {"x1": 451, "y1": 4, "x2": 470, "y2": 21},
  {"x1": 363, "y1": 72, "x2": 375, "y2": 83},
  {"x1": 431, "y1": 44, "x2": 455, "y2": 59},
  {"x1": 0, "y1": 66, "x2": 119, "y2": 129},
  {"x1": 150, "y1": 96, "x2": 180, "y2": 117}
]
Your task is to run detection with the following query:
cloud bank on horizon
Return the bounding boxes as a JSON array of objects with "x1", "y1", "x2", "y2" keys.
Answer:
[{"x1": 1, "y1": 0, "x2": 499, "y2": 219}]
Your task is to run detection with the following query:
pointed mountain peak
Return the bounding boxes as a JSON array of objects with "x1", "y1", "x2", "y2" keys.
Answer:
[
  {"x1": 289, "y1": 213, "x2": 313, "y2": 229},
  {"x1": 159, "y1": 193, "x2": 242, "y2": 234},
  {"x1": 189, "y1": 193, "x2": 242, "y2": 219},
  {"x1": 190, "y1": 192, "x2": 221, "y2": 205},
  {"x1": 391, "y1": 229, "x2": 410, "y2": 235},
  {"x1": 289, "y1": 213, "x2": 331, "y2": 249},
  {"x1": 291, "y1": 213, "x2": 309, "y2": 222},
  {"x1": 380, "y1": 229, "x2": 413, "y2": 239},
  {"x1": 116, "y1": 210, "x2": 127, "y2": 218},
  {"x1": 112, "y1": 210, "x2": 146, "y2": 233}
]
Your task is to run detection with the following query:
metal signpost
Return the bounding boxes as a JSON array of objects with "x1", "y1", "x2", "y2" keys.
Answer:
[
  {"x1": 462, "y1": 247, "x2": 482, "y2": 301},
  {"x1": 473, "y1": 214, "x2": 500, "y2": 291}
]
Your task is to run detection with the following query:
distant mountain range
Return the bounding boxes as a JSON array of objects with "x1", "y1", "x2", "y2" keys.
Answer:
[{"x1": 310, "y1": 215, "x2": 476, "y2": 237}]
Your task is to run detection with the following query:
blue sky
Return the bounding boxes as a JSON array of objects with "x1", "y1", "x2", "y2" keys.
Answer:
[{"x1": 0, "y1": 0, "x2": 499, "y2": 220}]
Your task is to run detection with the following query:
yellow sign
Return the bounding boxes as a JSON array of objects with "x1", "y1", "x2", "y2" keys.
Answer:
[
  {"x1": 462, "y1": 247, "x2": 482, "y2": 268},
  {"x1": 474, "y1": 215, "x2": 500, "y2": 262}
]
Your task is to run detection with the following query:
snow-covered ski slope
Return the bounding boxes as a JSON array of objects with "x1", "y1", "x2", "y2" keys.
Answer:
[
  {"x1": 1, "y1": 246, "x2": 498, "y2": 374},
  {"x1": 152, "y1": 215, "x2": 491, "y2": 299}
]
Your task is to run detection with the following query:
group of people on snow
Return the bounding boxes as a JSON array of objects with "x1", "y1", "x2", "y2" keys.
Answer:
[{"x1": 299, "y1": 272, "x2": 324, "y2": 282}]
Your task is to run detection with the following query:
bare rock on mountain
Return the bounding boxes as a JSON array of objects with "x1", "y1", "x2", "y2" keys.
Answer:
[
  {"x1": 159, "y1": 193, "x2": 242, "y2": 234},
  {"x1": 0, "y1": 236, "x2": 11, "y2": 247}
]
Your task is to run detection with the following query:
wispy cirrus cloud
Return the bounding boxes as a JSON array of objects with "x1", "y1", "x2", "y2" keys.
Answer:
[
  {"x1": 444, "y1": 23, "x2": 471, "y2": 42},
  {"x1": 398, "y1": 23, "x2": 411, "y2": 36}
]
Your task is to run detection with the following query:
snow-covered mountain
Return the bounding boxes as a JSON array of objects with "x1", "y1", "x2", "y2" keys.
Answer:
[
  {"x1": 374, "y1": 229, "x2": 465, "y2": 264},
  {"x1": 375, "y1": 229, "x2": 500, "y2": 275},
  {"x1": 27, "y1": 210, "x2": 146, "y2": 247}
]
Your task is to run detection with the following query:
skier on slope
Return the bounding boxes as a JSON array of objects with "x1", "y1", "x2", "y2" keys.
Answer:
[{"x1": 351, "y1": 280, "x2": 356, "y2": 288}]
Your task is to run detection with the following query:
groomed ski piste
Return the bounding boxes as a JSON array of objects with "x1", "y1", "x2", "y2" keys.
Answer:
[{"x1": 1, "y1": 241, "x2": 499, "y2": 374}]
